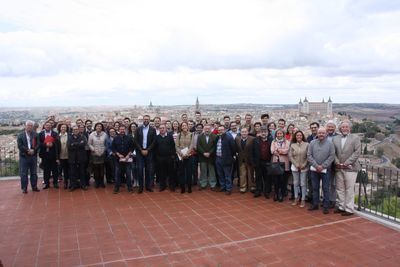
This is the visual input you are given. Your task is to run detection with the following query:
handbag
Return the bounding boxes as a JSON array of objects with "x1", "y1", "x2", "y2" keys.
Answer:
[
  {"x1": 356, "y1": 170, "x2": 368, "y2": 184},
  {"x1": 267, "y1": 156, "x2": 285, "y2": 176}
]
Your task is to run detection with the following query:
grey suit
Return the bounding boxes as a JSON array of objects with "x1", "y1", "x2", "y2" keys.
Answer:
[{"x1": 333, "y1": 134, "x2": 361, "y2": 213}]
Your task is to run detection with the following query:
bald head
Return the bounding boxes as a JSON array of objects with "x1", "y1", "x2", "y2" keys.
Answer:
[{"x1": 317, "y1": 127, "x2": 327, "y2": 141}]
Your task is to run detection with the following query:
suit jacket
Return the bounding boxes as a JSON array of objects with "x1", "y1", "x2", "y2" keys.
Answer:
[
  {"x1": 68, "y1": 134, "x2": 88, "y2": 164},
  {"x1": 252, "y1": 137, "x2": 272, "y2": 167},
  {"x1": 38, "y1": 130, "x2": 59, "y2": 160},
  {"x1": 215, "y1": 133, "x2": 236, "y2": 166},
  {"x1": 332, "y1": 133, "x2": 361, "y2": 172},
  {"x1": 17, "y1": 130, "x2": 39, "y2": 157},
  {"x1": 134, "y1": 125, "x2": 157, "y2": 152},
  {"x1": 235, "y1": 135, "x2": 255, "y2": 164},
  {"x1": 197, "y1": 133, "x2": 217, "y2": 163}
]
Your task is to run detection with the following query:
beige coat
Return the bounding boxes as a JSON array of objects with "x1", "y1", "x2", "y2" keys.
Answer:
[
  {"x1": 288, "y1": 141, "x2": 309, "y2": 172},
  {"x1": 271, "y1": 139, "x2": 290, "y2": 171},
  {"x1": 332, "y1": 134, "x2": 361, "y2": 172}
]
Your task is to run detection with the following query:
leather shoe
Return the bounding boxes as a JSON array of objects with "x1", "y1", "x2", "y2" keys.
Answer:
[
  {"x1": 146, "y1": 188, "x2": 154, "y2": 192},
  {"x1": 159, "y1": 187, "x2": 166, "y2": 192},
  {"x1": 22, "y1": 189, "x2": 28, "y2": 194},
  {"x1": 253, "y1": 193, "x2": 261, "y2": 198},
  {"x1": 334, "y1": 208, "x2": 344, "y2": 214},
  {"x1": 341, "y1": 211, "x2": 354, "y2": 216},
  {"x1": 113, "y1": 189, "x2": 119, "y2": 194},
  {"x1": 32, "y1": 188, "x2": 40, "y2": 192},
  {"x1": 43, "y1": 185, "x2": 50, "y2": 189},
  {"x1": 308, "y1": 205, "x2": 319, "y2": 211},
  {"x1": 138, "y1": 188, "x2": 143, "y2": 194},
  {"x1": 323, "y1": 208, "x2": 329, "y2": 214}
]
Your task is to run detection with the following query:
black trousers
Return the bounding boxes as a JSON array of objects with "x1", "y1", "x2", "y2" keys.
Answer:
[
  {"x1": 60, "y1": 159, "x2": 70, "y2": 187},
  {"x1": 70, "y1": 162, "x2": 86, "y2": 188},
  {"x1": 43, "y1": 158, "x2": 58, "y2": 186},
  {"x1": 156, "y1": 156, "x2": 176, "y2": 190},
  {"x1": 92, "y1": 163, "x2": 105, "y2": 186},
  {"x1": 255, "y1": 162, "x2": 272, "y2": 196},
  {"x1": 273, "y1": 171, "x2": 290, "y2": 198},
  {"x1": 105, "y1": 156, "x2": 115, "y2": 183}
]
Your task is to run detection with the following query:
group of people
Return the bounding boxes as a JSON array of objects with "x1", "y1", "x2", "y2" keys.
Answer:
[{"x1": 17, "y1": 111, "x2": 361, "y2": 215}]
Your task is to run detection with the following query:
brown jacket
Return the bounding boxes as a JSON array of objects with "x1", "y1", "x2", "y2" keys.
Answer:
[{"x1": 235, "y1": 135, "x2": 255, "y2": 164}]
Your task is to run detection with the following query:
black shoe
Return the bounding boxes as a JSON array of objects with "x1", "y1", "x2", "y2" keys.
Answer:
[
  {"x1": 308, "y1": 205, "x2": 319, "y2": 211},
  {"x1": 188, "y1": 187, "x2": 192, "y2": 193},
  {"x1": 101, "y1": 184, "x2": 106, "y2": 188},
  {"x1": 323, "y1": 208, "x2": 329, "y2": 214},
  {"x1": 81, "y1": 186, "x2": 88, "y2": 191},
  {"x1": 128, "y1": 188, "x2": 133, "y2": 193},
  {"x1": 138, "y1": 188, "x2": 143, "y2": 194},
  {"x1": 341, "y1": 211, "x2": 354, "y2": 216},
  {"x1": 113, "y1": 189, "x2": 119, "y2": 194},
  {"x1": 69, "y1": 187, "x2": 75, "y2": 192},
  {"x1": 54, "y1": 184, "x2": 59, "y2": 189},
  {"x1": 159, "y1": 187, "x2": 166, "y2": 192},
  {"x1": 181, "y1": 187, "x2": 185, "y2": 194},
  {"x1": 170, "y1": 187, "x2": 176, "y2": 192},
  {"x1": 264, "y1": 193, "x2": 270, "y2": 199},
  {"x1": 32, "y1": 188, "x2": 40, "y2": 192},
  {"x1": 273, "y1": 195, "x2": 278, "y2": 202},
  {"x1": 43, "y1": 185, "x2": 50, "y2": 190},
  {"x1": 253, "y1": 192, "x2": 261, "y2": 198},
  {"x1": 64, "y1": 184, "x2": 68, "y2": 190},
  {"x1": 334, "y1": 208, "x2": 344, "y2": 214},
  {"x1": 329, "y1": 201, "x2": 336, "y2": 209},
  {"x1": 218, "y1": 188, "x2": 226, "y2": 192},
  {"x1": 146, "y1": 188, "x2": 154, "y2": 192},
  {"x1": 278, "y1": 197, "x2": 283, "y2": 202},
  {"x1": 22, "y1": 189, "x2": 28, "y2": 194}
]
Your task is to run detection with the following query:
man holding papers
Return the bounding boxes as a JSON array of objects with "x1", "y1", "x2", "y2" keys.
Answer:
[{"x1": 307, "y1": 127, "x2": 335, "y2": 214}]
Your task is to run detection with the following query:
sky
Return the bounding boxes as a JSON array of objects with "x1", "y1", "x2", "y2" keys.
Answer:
[{"x1": 0, "y1": 0, "x2": 400, "y2": 107}]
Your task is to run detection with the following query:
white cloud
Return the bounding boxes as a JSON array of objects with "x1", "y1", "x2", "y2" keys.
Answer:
[{"x1": 0, "y1": 0, "x2": 399, "y2": 106}]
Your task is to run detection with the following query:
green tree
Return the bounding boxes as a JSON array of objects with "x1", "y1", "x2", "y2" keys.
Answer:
[{"x1": 376, "y1": 147, "x2": 384, "y2": 158}]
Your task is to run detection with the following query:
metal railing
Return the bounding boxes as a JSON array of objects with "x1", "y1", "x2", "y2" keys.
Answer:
[
  {"x1": 0, "y1": 146, "x2": 43, "y2": 177},
  {"x1": 357, "y1": 164, "x2": 400, "y2": 223}
]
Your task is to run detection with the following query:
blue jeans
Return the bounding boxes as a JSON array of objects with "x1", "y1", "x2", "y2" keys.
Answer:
[
  {"x1": 115, "y1": 162, "x2": 132, "y2": 190},
  {"x1": 311, "y1": 171, "x2": 330, "y2": 208},
  {"x1": 136, "y1": 152, "x2": 154, "y2": 190},
  {"x1": 19, "y1": 156, "x2": 38, "y2": 190},
  {"x1": 215, "y1": 157, "x2": 233, "y2": 192}
]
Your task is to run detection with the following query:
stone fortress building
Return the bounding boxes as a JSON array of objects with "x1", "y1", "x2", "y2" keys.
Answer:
[{"x1": 298, "y1": 97, "x2": 333, "y2": 116}]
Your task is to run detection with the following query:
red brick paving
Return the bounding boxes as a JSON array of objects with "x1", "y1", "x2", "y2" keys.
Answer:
[{"x1": 0, "y1": 179, "x2": 399, "y2": 267}]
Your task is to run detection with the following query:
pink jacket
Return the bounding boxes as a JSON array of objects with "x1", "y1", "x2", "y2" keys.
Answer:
[{"x1": 271, "y1": 139, "x2": 290, "y2": 171}]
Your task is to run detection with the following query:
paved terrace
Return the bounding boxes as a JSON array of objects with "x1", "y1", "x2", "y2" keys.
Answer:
[{"x1": 0, "y1": 179, "x2": 399, "y2": 267}]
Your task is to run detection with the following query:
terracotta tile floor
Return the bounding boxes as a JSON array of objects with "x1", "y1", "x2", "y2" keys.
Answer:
[{"x1": 1, "y1": 179, "x2": 400, "y2": 267}]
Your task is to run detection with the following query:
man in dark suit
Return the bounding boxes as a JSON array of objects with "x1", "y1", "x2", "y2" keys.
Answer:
[
  {"x1": 235, "y1": 127, "x2": 255, "y2": 193},
  {"x1": 135, "y1": 114, "x2": 157, "y2": 193},
  {"x1": 39, "y1": 121, "x2": 59, "y2": 189},
  {"x1": 17, "y1": 120, "x2": 40, "y2": 193},
  {"x1": 215, "y1": 125, "x2": 236, "y2": 195},
  {"x1": 68, "y1": 125, "x2": 88, "y2": 191},
  {"x1": 197, "y1": 124, "x2": 217, "y2": 190},
  {"x1": 253, "y1": 126, "x2": 272, "y2": 198},
  {"x1": 154, "y1": 124, "x2": 177, "y2": 192}
]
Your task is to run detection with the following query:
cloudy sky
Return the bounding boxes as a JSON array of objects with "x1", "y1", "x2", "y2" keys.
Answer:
[{"x1": 0, "y1": 0, "x2": 400, "y2": 107}]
